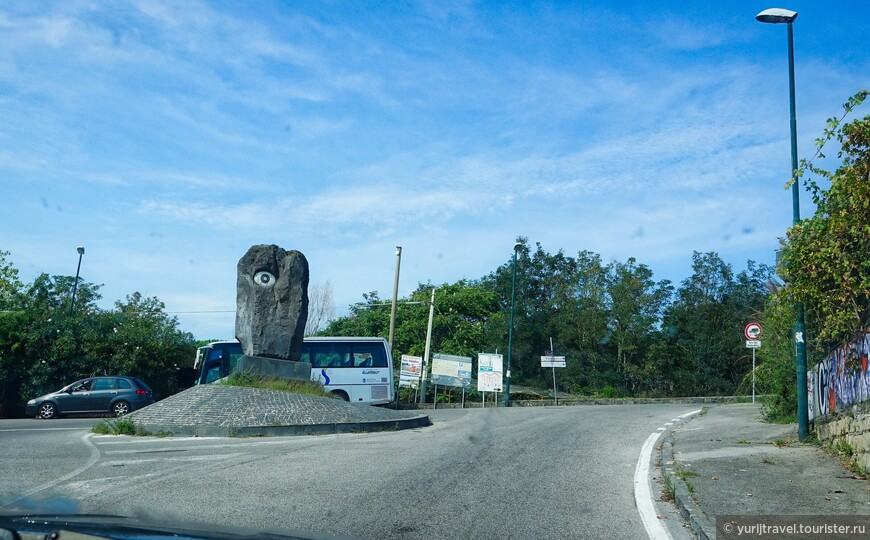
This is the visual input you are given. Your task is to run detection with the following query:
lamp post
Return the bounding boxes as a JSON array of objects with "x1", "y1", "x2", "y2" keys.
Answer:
[
  {"x1": 503, "y1": 242, "x2": 522, "y2": 407},
  {"x1": 756, "y1": 7, "x2": 809, "y2": 441},
  {"x1": 68, "y1": 246, "x2": 85, "y2": 316}
]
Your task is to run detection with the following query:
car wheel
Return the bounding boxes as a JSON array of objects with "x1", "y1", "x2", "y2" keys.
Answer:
[
  {"x1": 332, "y1": 390, "x2": 350, "y2": 401},
  {"x1": 112, "y1": 401, "x2": 131, "y2": 417},
  {"x1": 38, "y1": 402, "x2": 57, "y2": 419}
]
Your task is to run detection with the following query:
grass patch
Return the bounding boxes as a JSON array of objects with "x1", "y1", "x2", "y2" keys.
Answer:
[
  {"x1": 761, "y1": 457, "x2": 775, "y2": 465},
  {"x1": 92, "y1": 418, "x2": 150, "y2": 436},
  {"x1": 674, "y1": 467, "x2": 699, "y2": 481},
  {"x1": 737, "y1": 439, "x2": 751, "y2": 445},
  {"x1": 222, "y1": 371, "x2": 337, "y2": 398},
  {"x1": 662, "y1": 474, "x2": 675, "y2": 502},
  {"x1": 814, "y1": 437, "x2": 868, "y2": 480},
  {"x1": 831, "y1": 439, "x2": 854, "y2": 456},
  {"x1": 773, "y1": 438, "x2": 794, "y2": 448},
  {"x1": 850, "y1": 459, "x2": 869, "y2": 479},
  {"x1": 698, "y1": 407, "x2": 709, "y2": 416},
  {"x1": 686, "y1": 482, "x2": 695, "y2": 494}
]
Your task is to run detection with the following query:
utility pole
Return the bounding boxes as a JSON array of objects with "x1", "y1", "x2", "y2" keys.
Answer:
[
  {"x1": 388, "y1": 246, "x2": 402, "y2": 349},
  {"x1": 418, "y1": 288, "x2": 435, "y2": 404}
]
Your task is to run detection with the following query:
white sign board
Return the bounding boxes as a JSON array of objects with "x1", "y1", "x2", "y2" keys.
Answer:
[
  {"x1": 477, "y1": 353, "x2": 504, "y2": 392},
  {"x1": 399, "y1": 355, "x2": 423, "y2": 388},
  {"x1": 541, "y1": 355, "x2": 566, "y2": 368},
  {"x1": 431, "y1": 353, "x2": 473, "y2": 388},
  {"x1": 746, "y1": 340, "x2": 762, "y2": 349}
]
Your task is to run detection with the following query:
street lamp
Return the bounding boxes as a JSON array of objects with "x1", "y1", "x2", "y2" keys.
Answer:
[
  {"x1": 68, "y1": 245, "x2": 85, "y2": 316},
  {"x1": 756, "y1": 7, "x2": 809, "y2": 441},
  {"x1": 503, "y1": 242, "x2": 522, "y2": 407}
]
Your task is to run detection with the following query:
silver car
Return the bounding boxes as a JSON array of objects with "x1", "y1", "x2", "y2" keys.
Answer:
[{"x1": 25, "y1": 376, "x2": 155, "y2": 419}]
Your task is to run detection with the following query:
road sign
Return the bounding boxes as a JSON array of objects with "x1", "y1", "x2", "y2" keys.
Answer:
[
  {"x1": 541, "y1": 355, "x2": 566, "y2": 368},
  {"x1": 746, "y1": 340, "x2": 762, "y2": 349},
  {"x1": 745, "y1": 323, "x2": 763, "y2": 340}
]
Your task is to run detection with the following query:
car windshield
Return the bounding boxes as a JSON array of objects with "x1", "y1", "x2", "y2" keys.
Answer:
[{"x1": 2, "y1": 3, "x2": 869, "y2": 540}]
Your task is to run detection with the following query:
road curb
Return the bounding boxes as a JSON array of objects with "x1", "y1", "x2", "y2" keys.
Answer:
[
  {"x1": 660, "y1": 426, "x2": 716, "y2": 540},
  {"x1": 136, "y1": 413, "x2": 431, "y2": 437}
]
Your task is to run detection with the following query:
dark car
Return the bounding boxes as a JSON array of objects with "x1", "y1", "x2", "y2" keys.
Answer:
[{"x1": 25, "y1": 376, "x2": 155, "y2": 419}]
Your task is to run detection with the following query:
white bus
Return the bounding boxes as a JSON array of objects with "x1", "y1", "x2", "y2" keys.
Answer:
[{"x1": 194, "y1": 337, "x2": 395, "y2": 405}]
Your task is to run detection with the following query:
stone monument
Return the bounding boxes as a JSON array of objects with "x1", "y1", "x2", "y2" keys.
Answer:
[{"x1": 234, "y1": 244, "x2": 312, "y2": 380}]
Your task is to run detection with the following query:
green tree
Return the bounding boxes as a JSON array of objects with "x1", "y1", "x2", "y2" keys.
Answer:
[
  {"x1": 0, "y1": 250, "x2": 23, "y2": 310},
  {"x1": 604, "y1": 257, "x2": 673, "y2": 393},
  {"x1": 754, "y1": 289, "x2": 798, "y2": 421},
  {"x1": 782, "y1": 110, "x2": 870, "y2": 345},
  {"x1": 660, "y1": 253, "x2": 772, "y2": 395},
  {"x1": 0, "y1": 253, "x2": 197, "y2": 416}
]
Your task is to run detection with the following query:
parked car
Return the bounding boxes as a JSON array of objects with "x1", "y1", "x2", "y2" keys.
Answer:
[{"x1": 25, "y1": 376, "x2": 155, "y2": 419}]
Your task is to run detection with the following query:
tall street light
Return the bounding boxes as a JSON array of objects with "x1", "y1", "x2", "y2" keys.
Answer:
[
  {"x1": 68, "y1": 245, "x2": 85, "y2": 316},
  {"x1": 503, "y1": 242, "x2": 522, "y2": 407},
  {"x1": 756, "y1": 7, "x2": 809, "y2": 440}
]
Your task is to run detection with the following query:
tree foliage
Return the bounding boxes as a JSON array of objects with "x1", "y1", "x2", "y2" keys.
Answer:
[
  {"x1": 326, "y1": 240, "x2": 768, "y2": 399},
  {"x1": 0, "y1": 254, "x2": 196, "y2": 417},
  {"x1": 755, "y1": 90, "x2": 869, "y2": 421},
  {"x1": 783, "y1": 104, "x2": 870, "y2": 345}
]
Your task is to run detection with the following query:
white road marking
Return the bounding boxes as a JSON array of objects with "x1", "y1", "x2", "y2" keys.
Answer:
[
  {"x1": 635, "y1": 409, "x2": 702, "y2": 540},
  {"x1": 0, "y1": 427, "x2": 88, "y2": 432},
  {"x1": 4, "y1": 433, "x2": 101, "y2": 507},
  {"x1": 101, "y1": 454, "x2": 243, "y2": 466},
  {"x1": 90, "y1": 436, "x2": 226, "y2": 444},
  {"x1": 98, "y1": 436, "x2": 334, "y2": 454}
]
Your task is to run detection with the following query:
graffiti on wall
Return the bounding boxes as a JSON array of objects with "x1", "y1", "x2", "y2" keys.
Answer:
[{"x1": 808, "y1": 330, "x2": 870, "y2": 420}]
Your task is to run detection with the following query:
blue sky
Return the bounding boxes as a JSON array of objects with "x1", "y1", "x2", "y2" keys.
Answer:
[{"x1": 1, "y1": 1, "x2": 868, "y2": 340}]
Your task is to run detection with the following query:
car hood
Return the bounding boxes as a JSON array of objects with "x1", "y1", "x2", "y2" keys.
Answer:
[{"x1": 29, "y1": 390, "x2": 67, "y2": 402}]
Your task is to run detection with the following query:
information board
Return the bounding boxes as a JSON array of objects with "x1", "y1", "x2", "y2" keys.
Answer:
[
  {"x1": 399, "y1": 354, "x2": 423, "y2": 388},
  {"x1": 431, "y1": 353, "x2": 473, "y2": 388},
  {"x1": 477, "y1": 353, "x2": 503, "y2": 392}
]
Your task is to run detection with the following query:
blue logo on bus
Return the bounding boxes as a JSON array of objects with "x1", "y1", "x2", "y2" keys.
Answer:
[{"x1": 320, "y1": 369, "x2": 330, "y2": 385}]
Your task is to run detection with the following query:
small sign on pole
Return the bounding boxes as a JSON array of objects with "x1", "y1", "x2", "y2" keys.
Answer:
[
  {"x1": 744, "y1": 323, "x2": 763, "y2": 404},
  {"x1": 540, "y1": 356, "x2": 566, "y2": 368}
]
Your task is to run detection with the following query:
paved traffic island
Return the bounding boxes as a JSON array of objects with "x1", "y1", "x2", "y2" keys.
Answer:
[{"x1": 127, "y1": 384, "x2": 430, "y2": 437}]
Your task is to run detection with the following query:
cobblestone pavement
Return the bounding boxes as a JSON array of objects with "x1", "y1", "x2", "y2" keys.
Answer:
[{"x1": 128, "y1": 385, "x2": 427, "y2": 434}]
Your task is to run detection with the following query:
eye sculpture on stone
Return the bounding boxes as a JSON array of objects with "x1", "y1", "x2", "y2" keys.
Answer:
[
  {"x1": 235, "y1": 245, "x2": 309, "y2": 361},
  {"x1": 253, "y1": 270, "x2": 276, "y2": 288}
]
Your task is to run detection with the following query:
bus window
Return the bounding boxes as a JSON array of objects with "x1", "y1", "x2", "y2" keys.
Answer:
[
  {"x1": 312, "y1": 344, "x2": 351, "y2": 368},
  {"x1": 352, "y1": 344, "x2": 387, "y2": 367}
]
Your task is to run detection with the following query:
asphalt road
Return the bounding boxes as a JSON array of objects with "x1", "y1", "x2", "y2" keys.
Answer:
[{"x1": 1, "y1": 406, "x2": 698, "y2": 540}]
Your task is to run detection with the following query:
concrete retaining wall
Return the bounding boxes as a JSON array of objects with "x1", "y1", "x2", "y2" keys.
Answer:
[{"x1": 813, "y1": 401, "x2": 870, "y2": 472}]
